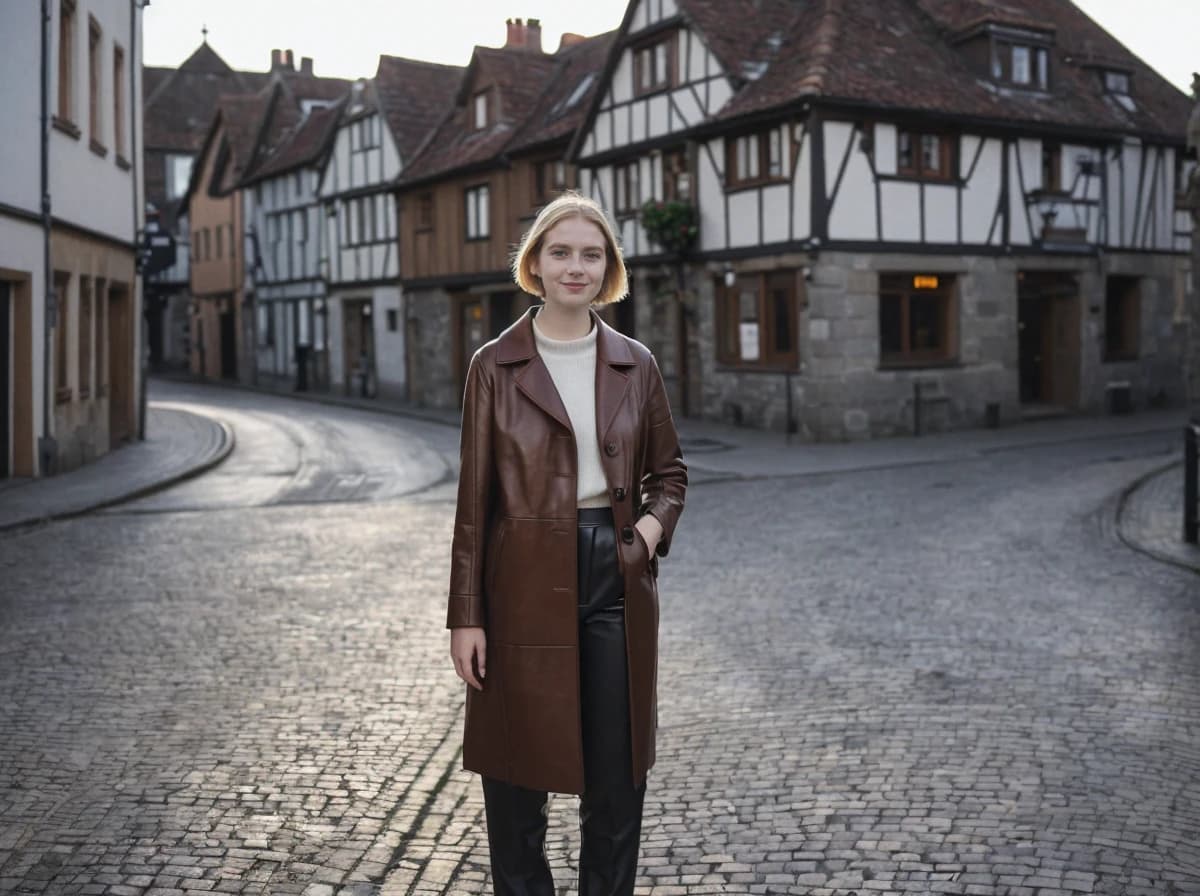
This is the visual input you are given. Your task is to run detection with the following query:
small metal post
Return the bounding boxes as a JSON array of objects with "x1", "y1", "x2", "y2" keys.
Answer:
[
  {"x1": 913, "y1": 380, "x2": 923, "y2": 437},
  {"x1": 1185, "y1": 424, "x2": 1199, "y2": 545}
]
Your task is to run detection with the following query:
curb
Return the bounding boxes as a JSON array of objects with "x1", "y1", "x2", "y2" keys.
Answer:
[
  {"x1": 1114, "y1": 459, "x2": 1200, "y2": 576},
  {"x1": 0, "y1": 411, "x2": 236, "y2": 535}
]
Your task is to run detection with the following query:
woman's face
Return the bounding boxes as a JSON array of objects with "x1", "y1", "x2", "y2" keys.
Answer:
[{"x1": 530, "y1": 215, "x2": 608, "y2": 312}]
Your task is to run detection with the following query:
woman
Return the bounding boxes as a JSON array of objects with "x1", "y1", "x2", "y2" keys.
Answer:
[{"x1": 447, "y1": 192, "x2": 687, "y2": 896}]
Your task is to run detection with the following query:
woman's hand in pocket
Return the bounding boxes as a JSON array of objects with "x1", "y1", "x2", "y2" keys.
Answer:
[
  {"x1": 634, "y1": 514, "x2": 663, "y2": 559},
  {"x1": 450, "y1": 627, "x2": 487, "y2": 691}
]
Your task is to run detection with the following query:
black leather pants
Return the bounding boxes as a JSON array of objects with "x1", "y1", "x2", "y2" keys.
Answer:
[{"x1": 481, "y1": 507, "x2": 646, "y2": 896}]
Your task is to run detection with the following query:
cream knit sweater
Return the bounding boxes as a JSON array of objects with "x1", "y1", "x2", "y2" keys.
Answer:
[{"x1": 532, "y1": 315, "x2": 610, "y2": 509}]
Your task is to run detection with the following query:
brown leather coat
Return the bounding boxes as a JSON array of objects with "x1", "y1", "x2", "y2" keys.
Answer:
[{"x1": 447, "y1": 306, "x2": 687, "y2": 795}]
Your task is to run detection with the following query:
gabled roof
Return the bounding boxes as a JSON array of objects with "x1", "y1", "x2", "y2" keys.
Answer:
[
  {"x1": 399, "y1": 35, "x2": 616, "y2": 186},
  {"x1": 143, "y1": 42, "x2": 270, "y2": 153},
  {"x1": 572, "y1": 0, "x2": 1188, "y2": 157},
  {"x1": 243, "y1": 99, "x2": 346, "y2": 184},
  {"x1": 507, "y1": 32, "x2": 615, "y2": 155},
  {"x1": 374, "y1": 55, "x2": 464, "y2": 162}
]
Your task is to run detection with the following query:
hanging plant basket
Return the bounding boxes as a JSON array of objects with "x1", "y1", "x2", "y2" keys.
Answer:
[{"x1": 640, "y1": 199, "x2": 698, "y2": 257}]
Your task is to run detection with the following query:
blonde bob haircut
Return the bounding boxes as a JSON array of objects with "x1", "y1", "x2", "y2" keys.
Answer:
[{"x1": 511, "y1": 191, "x2": 629, "y2": 305}]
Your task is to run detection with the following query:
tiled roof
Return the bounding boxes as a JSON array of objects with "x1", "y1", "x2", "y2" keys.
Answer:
[
  {"x1": 244, "y1": 99, "x2": 346, "y2": 183},
  {"x1": 586, "y1": 0, "x2": 1189, "y2": 145},
  {"x1": 211, "y1": 91, "x2": 276, "y2": 193},
  {"x1": 143, "y1": 43, "x2": 269, "y2": 153},
  {"x1": 374, "y1": 56, "x2": 464, "y2": 162},
  {"x1": 507, "y1": 32, "x2": 615, "y2": 155},
  {"x1": 246, "y1": 73, "x2": 352, "y2": 178}
]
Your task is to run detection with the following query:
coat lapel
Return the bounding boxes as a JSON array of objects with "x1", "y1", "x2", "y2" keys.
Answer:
[
  {"x1": 593, "y1": 310, "x2": 635, "y2": 441},
  {"x1": 496, "y1": 306, "x2": 573, "y2": 432}
]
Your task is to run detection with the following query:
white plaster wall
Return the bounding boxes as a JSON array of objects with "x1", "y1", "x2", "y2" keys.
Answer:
[
  {"x1": 880, "y1": 181, "x2": 920, "y2": 242},
  {"x1": 827, "y1": 123, "x2": 875, "y2": 242},
  {"x1": 875, "y1": 125, "x2": 898, "y2": 177},
  {"x1": 761, "y1": 185, "x2": 790, "y2": 245},
  {"x1": 1008, "y1": 139, "x2": 1039, "y2": 245},
  {"x1": 960, "y1": 138, "x2": 1001, "y2": 244},
  {"x1": 1119, "y1": 139, "x2": 1141, "y2": 248},
  {"x1": 374, "y1": 284, "x2": 404, "y2": 394},
  {"x1": 792, "y1": 125, "x2": 811, "y2": 241},
  {"x1": 0, "y1": 4, "x2": 41, "y2": 215},
  {"x1": 698, "y1": 139, "x2": 725, "y2": 251},
  {"x1": 49, "y1": 0, "x2": 139, "y2": 243},
  {"x1": 727, "y1": 191, "x2": 758, "y2": 248},
  {"x1": 924, "y1": 184, "x2": 957, "y2": 243}
]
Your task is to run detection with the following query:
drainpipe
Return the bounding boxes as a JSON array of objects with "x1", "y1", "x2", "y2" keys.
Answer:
[
  {"x1": 37, "y1": 0, "x2": 56, "y2": 475},
  {"x1": 132, "y1": 0, "x2": 147, "y2": 440}
]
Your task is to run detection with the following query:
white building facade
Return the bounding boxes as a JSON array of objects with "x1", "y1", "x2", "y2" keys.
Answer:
[{"x1": 0, "y1": 0, "x2": 144, "y2": 476}]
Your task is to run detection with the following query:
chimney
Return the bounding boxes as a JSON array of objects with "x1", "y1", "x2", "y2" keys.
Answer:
[
  {"x1": 525, "y1": 18, "x2": 542, "y2": 53},
  {"x1": 284, "y1": 49, "x2": 295, "y2": 70},
  {"x1": 558, "y1": 33, "x2": 586, "y2": 51},
  {"x1": 505, "y1": 17, "x2": 524, "y2": 48},
  {"x1": 300, "y1": 56, "x2": 313, "y2": 76},
  {"x1": 270, "y1": 48, "x2": 283, "y2": 70}
]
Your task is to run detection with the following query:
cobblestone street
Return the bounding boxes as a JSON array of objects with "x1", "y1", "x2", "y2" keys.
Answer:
[{"x1": 1, "y1": 385, "x2": 1197, "y2": 896}]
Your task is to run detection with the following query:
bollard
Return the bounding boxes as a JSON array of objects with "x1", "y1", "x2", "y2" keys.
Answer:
[
  {"x1": 913, "y1": 380, "x2": 923, "y2": 437},
  {"x1": 1186, "y1": 425, "x2": 1199, "y2": 545}
]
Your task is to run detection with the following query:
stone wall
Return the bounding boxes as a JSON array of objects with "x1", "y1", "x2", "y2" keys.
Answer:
[{"x1": 406, "y1": 287, "x2": 455, "y2": 409}]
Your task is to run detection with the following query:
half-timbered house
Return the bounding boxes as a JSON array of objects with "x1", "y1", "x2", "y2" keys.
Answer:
[
  {"x1": 397, "y1": 20, "x2": 613, "y2": 407},
  {"x1": 570, "y1": 0, "x2": 1194, "y2": 438},
  {"x1": 184, "y1": 51, "x2": 347, "y2": 383},
  {"x1": 316, "y1": 55, "x2": 460, "y2": 400},
  {"x1": 243, "y1": 100, "x2": 345, "y2": 391}
]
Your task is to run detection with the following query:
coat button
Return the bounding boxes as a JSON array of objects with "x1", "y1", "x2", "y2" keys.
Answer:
[
  {"x1": 613, "y1": 486, "x2": 626, "y2": 501},
  {"x1": 620, "y1": 525, "x2": 635, "y2": 544},
  {"x1": 605, "y1": 441, "x2": 618, "y2": 456}
]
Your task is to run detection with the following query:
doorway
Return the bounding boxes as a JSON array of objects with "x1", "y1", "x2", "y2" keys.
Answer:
[
  {"x1": 1, "y1": 282, "x2": 9, "y2": 478},
  {"x1": 342, "y1": 298, "x2": 375, "y2": 397},
  {"x1": 108, "y1": 282, "x2": 133, "y2": 446},
  {"x1": 219, "y1": 302, "x2": 237, "y2": 380},
  {"x1": 1017, "y1": 271, "x2": 1080, "y2": 410}
]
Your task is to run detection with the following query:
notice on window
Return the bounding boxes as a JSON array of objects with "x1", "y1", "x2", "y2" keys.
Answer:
[{"x1": 739, "y1": 322, "x2": 760, "y2": 361}]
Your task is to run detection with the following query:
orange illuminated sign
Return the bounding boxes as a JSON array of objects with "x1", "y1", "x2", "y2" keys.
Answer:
[{"x1": 912, "y1": 275, "x2": 939, "y2": 289}]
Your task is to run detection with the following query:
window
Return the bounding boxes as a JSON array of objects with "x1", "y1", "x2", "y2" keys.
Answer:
[
  {"x1": 663, "y1": 148, "x2": 691, "y2": 201},
  {"x1": 992, "y1": 41, "x2": 1049, "y2": 90},
  {"x1": 386, "y1": 309, "x2": 399, "y2": 332},
  {"x1": 465, "y1": 184, "x2": 489, "y2": 240},
  {"x1": 878, "y1": 273, "x2": 958, "y2": 366},
  {"x1": 415, "y1": 193, "x2": 434, "y2": 231},
  {"x1": 112, "y1": 45, "x2": 125, "y2": 158},
  {"x1": 633, "y1": 34, "x2": 675, "y2": 96},
  {"x1": 166, "y1": 155, "x2": 193, "y2": 200},
  {"x1": 57, "y1": 0, "x2": 76, "y2": 123},
  {"x1": 1104, "y1": 276, "x2": 1140, "y2": 361},
  {"x1": 1103, "y1": 70, "x2": 1131, "y2": 95},
  {"x1": 54, "y1": 271, "x2": 70, "y2": 400},
  {"x1": 202, "y1": 228, "x2": 211, "y2": 261},
  {"x1": 1041, "y1": 142, "x2": 1061, "y2": 192},
  {"x1": 295, "y1": 209, "x2": 308, "y2": 244},
  {"x1": 614, "y1": 161, "x2": 639, "y2": 215},
  {"x1": 533, "y1": 159, "x2": 570, "y2": 204},
  {"x1": 727, "y1": 128, "x2": 788, "y2": 189},
  {"x1": 473, "y1": 91, "x2": 489, "y2": 130},
  {"x1": 715, "y1": 271, "x2": 800, "y2": 369},
  {"x1": 215, "y1": 225, "x2": 223, "y2": 259},
  {"x1": 78, "y1": 277, "x2": 92, "y2": 397},
  {"x1": 88, "y1": 16, "x2": 102, "y2": 149},
  {"x1": 897, "y1": 131, "x2": 954, "y2": 181}
]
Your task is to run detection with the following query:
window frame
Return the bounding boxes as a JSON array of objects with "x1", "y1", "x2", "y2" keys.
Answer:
[
  {"x1": 78, "y1": 276, "x2": 92, "y2": 398},
  {"x1": 877, "y1": 273, "x2": 959, "y2": 368},
  {"x1": 896, "y1": 130, "x2": 956, "y2": 182},
  {"x1": 991, "y1": 39, "x2": 1050, "y2": 91},
  {"x1": 57, "y1": 0, "x2": 76, "y2": 126},
  {"x1": 726, "y1": 127, "x2": 791, "y2": 191},
  {"x1": 632, "y1": 31, "x2": 677, "y2": 98},
  {"x1": 614, "y1": 161, "x2": 640, "y2": 216},
  {"x1": 1103, "y1": 69, "x2": 1132, "y2": 96},
  {"x1": 112, "y1": 44, "x2": 125, "y2": 160},
  {"x1": 715, "y1": 270, "x2": 801, "y2": 371},
  {"x1": 54, "y1": 271, "x2": 71, "y2": 402},
  {"x1": 472, "y1": 91, "x2": 490, "y2": 130},
  {"x1": 87, "y1": 15, "x2": 103, "y2": 152},
  {"x1": 464, "y1": 184, "x2": 490, "y2": 241},
  {"x1": 415, "y1": 193, "x2": 434, "y2": 232}
]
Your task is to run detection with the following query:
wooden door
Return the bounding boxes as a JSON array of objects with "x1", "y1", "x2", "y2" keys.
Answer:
[
  {"x1": 342, "y1": 298, "x2": 375, "y2": 397},
  {"x1": 108, "y1": 283, "x2": 133, "y2": 446},
  {"x1": 1017, "y1": 272, "x2": 1079, "y2": 408},
  {"x1": 453, "y1": 294, "x2": 486, "y2": 402}
]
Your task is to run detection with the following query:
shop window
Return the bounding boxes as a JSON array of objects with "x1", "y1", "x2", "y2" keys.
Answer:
[
  {"x1": 1104, "y1": 276, "x2": 1140, "y2": 361},
  {"x1": 715, "y1": 270, "x2": 799, "y2": 370},
  {"x1": 879, "y1": 273, "x2": 958, "y2": 366}
]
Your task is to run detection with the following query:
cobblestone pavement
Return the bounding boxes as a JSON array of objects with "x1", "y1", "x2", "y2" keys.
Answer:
[
  {"x1": 1, "y1": 388, "x2": 1198, "y2": 896},
  {"x1": 1118, "y1": 461, "x2": 1200, "y2": 575}
]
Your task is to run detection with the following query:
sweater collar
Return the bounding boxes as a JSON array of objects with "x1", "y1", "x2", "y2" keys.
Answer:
[{"x1": 496, "y1": 305, "x2": 635, "y2": 368}]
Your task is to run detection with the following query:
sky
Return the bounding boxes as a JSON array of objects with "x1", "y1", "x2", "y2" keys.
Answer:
[{"x1": 143, "y1": 0, "x2": 1198, "y2": 95}]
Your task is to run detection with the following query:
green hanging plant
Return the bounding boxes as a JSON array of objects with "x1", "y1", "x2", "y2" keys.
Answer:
[{"x1": 640, "y1": 199, "x2": 699, "y2": 256}]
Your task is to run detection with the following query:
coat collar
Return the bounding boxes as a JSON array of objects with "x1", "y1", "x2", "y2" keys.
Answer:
[
  {"x1": 496, "y1": 305, "x2": 635, "y2": 435},
  {"x1": 496, "y1": 305, "x2": 636, "y2": 368}
]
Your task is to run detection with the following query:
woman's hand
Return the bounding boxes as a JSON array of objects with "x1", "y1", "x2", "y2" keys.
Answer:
[
  {"x1": 634, "y1": 514, "x2": 664, "y2": 557},
  {"x1": 450, "y1": 627, "x2": 487, "y2": 691}
]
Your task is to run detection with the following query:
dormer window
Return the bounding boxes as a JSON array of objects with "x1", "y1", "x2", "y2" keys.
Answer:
[
  {"x1": 633, "y1": 33, "x2": 676, "y2": 97},
  {"x1": 1103, "y1": 70, "x2": 1131, "y2": 95},
  {"x1": 993, "y1": 41, "x2": 1049, "y2": 90},
  {"x1": 472, "y1": 91, "x2": 490, "y2": 130}
]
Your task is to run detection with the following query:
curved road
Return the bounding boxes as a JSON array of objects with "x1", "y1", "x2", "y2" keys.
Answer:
[{"x1": 0, "y1": 382, "x2": 1196, "y2": 896}]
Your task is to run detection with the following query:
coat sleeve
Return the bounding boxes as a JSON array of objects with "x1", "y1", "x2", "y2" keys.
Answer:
[
  {"x1": 639, "y1": 354, "x2": 687, "y2": 559},
  {"x1": 447, "y1": 351, "x2": 493, "y2": 628}
]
